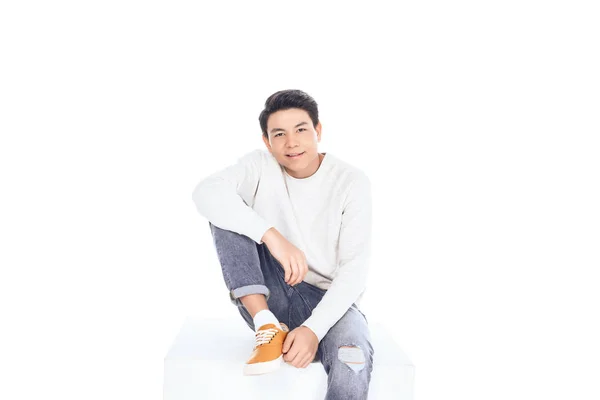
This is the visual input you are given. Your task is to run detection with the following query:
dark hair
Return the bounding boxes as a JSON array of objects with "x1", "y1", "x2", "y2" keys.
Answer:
[{"x1": 259, "y1": 89, "x2": 319, "y2": 139}]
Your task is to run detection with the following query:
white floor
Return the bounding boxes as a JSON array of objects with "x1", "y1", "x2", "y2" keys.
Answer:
[{"x1": 163, "y1": 316, "x2": 415, "y2": 399}]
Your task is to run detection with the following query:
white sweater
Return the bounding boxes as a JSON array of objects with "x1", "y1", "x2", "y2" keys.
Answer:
[{"x1": 192, "y1": 149, "x2": 372, "y2": 342}]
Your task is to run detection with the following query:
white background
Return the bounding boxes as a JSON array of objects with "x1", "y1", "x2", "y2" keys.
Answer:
[{"x1": 1, "y1": 1, "x2": 599, "y2": 399}]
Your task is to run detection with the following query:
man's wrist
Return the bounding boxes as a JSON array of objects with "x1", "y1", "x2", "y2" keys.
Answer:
[
  {"x1": 261, "y1": 227, "x2": 277, "y2": 244},
  {"x1": 301, "y1": 324, "x2": 318, "y2": 339}
]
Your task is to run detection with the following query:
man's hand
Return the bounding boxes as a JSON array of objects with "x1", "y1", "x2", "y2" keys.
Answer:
[
  {"x1": 262, "y1": 227, "x2": 309, "y2": 286},
  {"x1": 282, "y1": 326, "x2": 319, "y2": 368}
]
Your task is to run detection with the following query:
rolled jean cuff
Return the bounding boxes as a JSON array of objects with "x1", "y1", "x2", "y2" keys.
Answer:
[{"x1": 229, "y1": 284, "x2": 270, "y2": 305}]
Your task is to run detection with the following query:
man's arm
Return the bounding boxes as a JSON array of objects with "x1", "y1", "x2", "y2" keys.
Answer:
[
  {"x1": 191, "y1": 149, "x2": 273, "y2": 244},
  {"x1": 300, "y1": 173, "x2": 372, "y2": 342}
]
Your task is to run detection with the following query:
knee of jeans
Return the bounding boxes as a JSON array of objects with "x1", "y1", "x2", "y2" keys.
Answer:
[{"x1": 337, "y1": 344, "x2": 366, "y2": 372}]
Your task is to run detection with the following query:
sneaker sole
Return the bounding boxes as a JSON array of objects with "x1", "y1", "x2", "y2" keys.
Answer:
[{"x1": 243, "y1": 354, "x2": 283, "y2": 376}]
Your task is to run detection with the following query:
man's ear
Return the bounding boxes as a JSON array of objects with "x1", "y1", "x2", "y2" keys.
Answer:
[
  {"x1": 315, "y1": 122, "x2": 322, "y2": 142},
  {"x1": 262, "y1": 134, "x2": 271, "y2": 151}
]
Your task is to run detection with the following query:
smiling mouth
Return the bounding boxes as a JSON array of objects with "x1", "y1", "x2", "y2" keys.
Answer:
[{"x1": 286, "y1": 152, "x2": 305, "y2": 158}]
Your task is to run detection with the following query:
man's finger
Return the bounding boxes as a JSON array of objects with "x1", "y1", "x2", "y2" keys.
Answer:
[
  {"x1": 286, "y1": 347, "x2": 301, "y2": 365},
  {"x1": 283, "y1": 342, "x2": 299, "y2": 362},
  {"x1": 301, "y1": 352, "x2": 314, "y2": 368},
  {"x1": 289, "y1": 258, "x2": 299, "y2": 285},
  {"x1": 282, "y1": 332, "x2": 294, "y2": 353},
  {"x1": 292, "y1": 258, "x2": 302, "y2": 285},
  {"x1": 302, "y1": 257, "x2": 308, "y2": 280},
  {"x1": 284, "y1": 262, "x2": 291, "y2": 283},
  {"x1": 294, "y1": 352, "x2": 308, "y2": 368},
  {"x1": 297, "y1": 258, "x2": 305, "y2": 284}
]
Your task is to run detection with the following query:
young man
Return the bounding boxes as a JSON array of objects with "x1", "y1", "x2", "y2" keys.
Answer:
[{"x1": 192, "y1": 89, "x2": 374, "y2": 398}]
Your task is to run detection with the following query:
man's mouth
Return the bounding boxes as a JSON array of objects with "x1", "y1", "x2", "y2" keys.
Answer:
[{"x1": 286, "y1": 152, "x2": 305, "y2": 158}]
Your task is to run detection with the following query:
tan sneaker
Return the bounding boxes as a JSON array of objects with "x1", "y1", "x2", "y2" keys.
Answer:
[{"x1": 243, "y1": 322, "x2": 289, "y2": 376}]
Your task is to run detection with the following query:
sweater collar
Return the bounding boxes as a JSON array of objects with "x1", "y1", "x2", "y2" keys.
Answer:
[{"x1": 282, "y1": 152, "x2": 330, "y2": 182}]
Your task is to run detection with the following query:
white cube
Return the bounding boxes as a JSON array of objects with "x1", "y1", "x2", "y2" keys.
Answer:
[{"x1": 163, "y1": 316, "x2": 414, "y2": 399}]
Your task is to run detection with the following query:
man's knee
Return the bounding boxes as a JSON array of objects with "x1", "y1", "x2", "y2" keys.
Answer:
[{"x1": 337, "y1": 345, "x2": 366, "y2": 372}]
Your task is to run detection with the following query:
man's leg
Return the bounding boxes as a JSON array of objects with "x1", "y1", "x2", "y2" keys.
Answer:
[
  {"x1": 318, "y1": 306, "x2": 374, "y2": 400},
  {"x1": 208, "y1": 222, "x2": 291, "y2": 331},
  {"x1": 292, "y1": 279, "x2": 374, "y2": 397},
  {"x1": 238, "y1": 294, "x2": 268, "y2": 318}
]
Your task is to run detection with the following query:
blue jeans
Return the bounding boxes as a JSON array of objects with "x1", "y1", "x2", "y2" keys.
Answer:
[{"x1": 208, "y1": 222, "x2": 374, "y2": 400}]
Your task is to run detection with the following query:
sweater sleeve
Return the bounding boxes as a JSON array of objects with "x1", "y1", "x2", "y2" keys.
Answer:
[
  {"x1": 191, "y1": 149, "x2": 274, "y2": 244},
  {"x1": 300, "y1": 173, "x2": 373, "y2": 342}
]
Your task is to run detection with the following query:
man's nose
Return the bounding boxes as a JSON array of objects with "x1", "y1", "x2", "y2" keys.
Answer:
[{"x1": 286, "y1": 137, "x2": 299, "y2": 147}]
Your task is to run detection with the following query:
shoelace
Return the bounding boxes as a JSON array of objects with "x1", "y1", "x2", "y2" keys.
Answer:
[{"x1": 254, "y1": 327, "x2": 278, "y2": 348}]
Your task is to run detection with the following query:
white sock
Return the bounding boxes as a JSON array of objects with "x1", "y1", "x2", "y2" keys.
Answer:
[{"x1": 253, "y1": 309, "x2": 282, "y2": 332}]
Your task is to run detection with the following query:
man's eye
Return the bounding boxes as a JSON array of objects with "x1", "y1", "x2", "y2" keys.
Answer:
[{"x1": 275, "y1": 129, "x2": 304, "y2": 137}]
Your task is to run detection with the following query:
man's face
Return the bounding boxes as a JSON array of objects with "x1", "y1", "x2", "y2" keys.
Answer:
[{"x1": 262, "y1": 108, "x2": 322, "y2": 179}]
